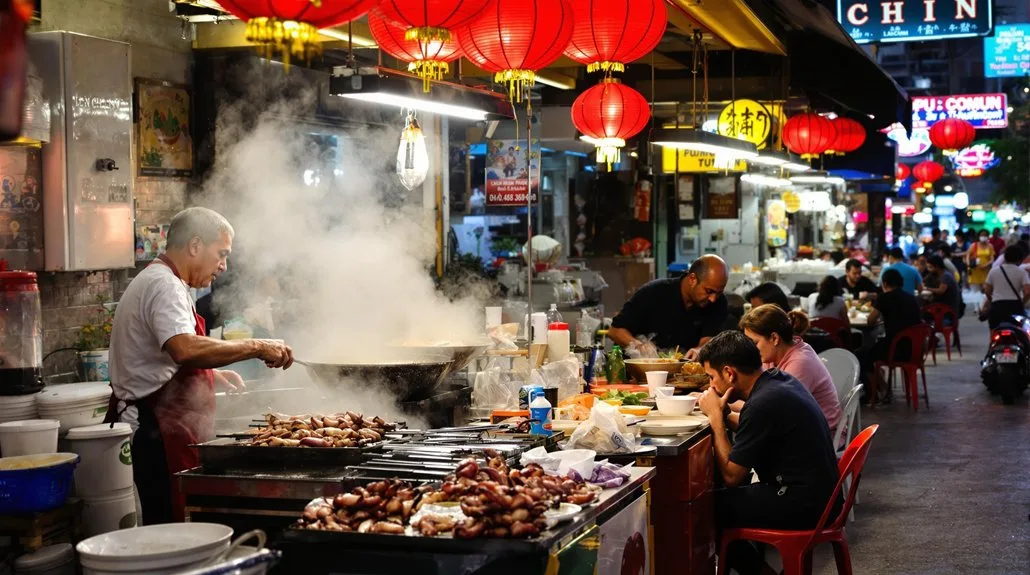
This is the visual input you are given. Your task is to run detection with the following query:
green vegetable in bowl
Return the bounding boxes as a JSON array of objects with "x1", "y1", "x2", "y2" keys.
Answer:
[{"x1": 601, "y1": 390, "x2": 648, "y2": 405}]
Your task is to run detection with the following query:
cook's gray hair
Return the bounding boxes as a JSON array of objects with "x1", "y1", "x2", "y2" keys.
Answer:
[{"x1": 166, "y1": 207, "x2": 235, "y2": 249}]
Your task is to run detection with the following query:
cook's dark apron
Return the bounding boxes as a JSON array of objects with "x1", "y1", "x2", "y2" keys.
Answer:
[{"x1": 104, "y1": 254, "x2": 215, "y2": 524}]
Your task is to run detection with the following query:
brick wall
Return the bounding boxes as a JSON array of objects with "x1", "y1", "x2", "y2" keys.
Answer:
[{"x1": 31, "y1": 0, "x2": 192, "y2": 379}]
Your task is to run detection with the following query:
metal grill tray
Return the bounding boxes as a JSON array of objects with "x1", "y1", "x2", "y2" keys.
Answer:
[{"x1": 193, "y1": 438, "x2": 386, "y2": 473}]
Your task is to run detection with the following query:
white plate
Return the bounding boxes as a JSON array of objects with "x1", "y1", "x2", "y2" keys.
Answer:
[
  {"x1": 544, "y1": 502, "x2": 582, "y2": 527},
  {"x1": 77, "y1": 523, "x2": 232, "y2": 572},
  {"x1": 638, "y1": 420, "x2": 703, "y2": 436}
]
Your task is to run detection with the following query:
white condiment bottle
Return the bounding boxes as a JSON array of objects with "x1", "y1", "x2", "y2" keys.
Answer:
[{"x1": 547, "y1": 322, "x2": 571, "y2": 363}]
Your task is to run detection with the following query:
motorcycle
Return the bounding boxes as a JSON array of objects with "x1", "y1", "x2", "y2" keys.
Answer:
[{"x1": 980, "y1": 314, "x2": 1030, "y2": 404}]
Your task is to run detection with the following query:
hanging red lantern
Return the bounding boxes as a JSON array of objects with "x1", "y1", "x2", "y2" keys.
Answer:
[
  {"x1": 215, "y1": 0, "x2": 380, "y2": 67},
  {"x1": 369, "y1": 10, "x2": 463, "y2": 92},
  {"x1": 929, "y1": 118, "x2": 975, "y2": 154},
  {"x1": 376, "y1": 0, "x2": 490, "y2": 45},
  {"x1": 826, "y1": 117, "x2": 866, "y2": 155},
  {"x1": 563, "y1": 0, "x2": 667, "y2": 74},
  {"x1": 896, "y1": 163, "x2": 911, "y2": 180},
  {"x1": 781, "y1": 113, "x2": 836, "y2": 159},
  {"x1": 571, "y1": 78, "x2": 650, "y2": 168},
  {"x1": 456, "y1": 0, "x2": 574, "y2": 102},
  {"x1": 913, "y1": 160, "x2": 945, "y2": 185}
]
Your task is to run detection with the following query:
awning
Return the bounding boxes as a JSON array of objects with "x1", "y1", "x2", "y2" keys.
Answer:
[{"x1": 743, "y1": 0, "x2": 911, "y2": 131}]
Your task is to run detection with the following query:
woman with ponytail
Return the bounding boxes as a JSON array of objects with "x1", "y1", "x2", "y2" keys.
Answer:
[{"x1": 738, "y1": 304, "x2": 842, "y2": 433}]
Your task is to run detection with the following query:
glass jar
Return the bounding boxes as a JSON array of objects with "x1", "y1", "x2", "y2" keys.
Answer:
[{"x1": 0, "y1": 271, "x2": 43, "y2": 395}]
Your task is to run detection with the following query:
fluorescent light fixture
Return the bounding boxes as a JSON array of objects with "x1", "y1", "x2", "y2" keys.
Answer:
[
  {"x1": 534, "y1": 73, "x2": 575, "y2": 90},
  {"x1": 783, "y1": 161, "x2": 812, "y2": 173},
  {"x1": 330, "y1": 67, "x2": 513, "y2": 121},
  {"x1": 741, "y1": 173, "x2": 792, "y2": 187},
  {"x1": 749, "y1": 152, "x2": 789, "y2": 167},
  {"x1": 651, "y1": 128, "x2": 759, "y2": 159},
  {"x1": 789, "y1": 171, "x2": 845, "y2": 186},
  {"x1": 317, "y1": 27, "x2": 378, "y2": 48}
]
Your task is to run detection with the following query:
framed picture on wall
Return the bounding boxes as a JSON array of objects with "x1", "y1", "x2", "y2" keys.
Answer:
[
  {"x1": 705, "y1": 175, "x2": 739, "y2": 219},
  {"x1": 135, "y1": 78, "x2": 193, "y2": 178}
]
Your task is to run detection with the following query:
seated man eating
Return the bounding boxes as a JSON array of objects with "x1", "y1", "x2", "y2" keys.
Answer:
[{"x1": 697, "y1": 331, "x2": 841, "y2": 575}]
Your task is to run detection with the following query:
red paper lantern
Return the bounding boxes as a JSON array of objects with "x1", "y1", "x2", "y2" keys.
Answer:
[
  {"x1": 564, "y1": 0, "x2": 667, "y2": 74},
  {"x1": 369, "y1": 10, "x2": 463, "y2": 91},
  {"x1": 826, "y1": 117, "x2": 866, "y2": 155},
  {"x1": 376, "y1": 0, "x2": 490, "y2": 43},
  {"x1": 571, "y1": 78, "x2": 650, "y2": 167},
  {"x1": 913, "y1": 160, "x2": 945, "y2": 185},
  {"x1": 929, "y1": 118, "x2": 975, "y2": 154},
  {"x1": 457, "y1": 0, "x2": 574, "y2": 102},
  {"x1": 781, "y1": 113, "x2": 836, "y2": 159},
  {"x1": 896, "y1": 163, "x2": 911, "y2": 180},
  {"x1": 216, "y1": 0, "x2": 380, "y2": 66}
]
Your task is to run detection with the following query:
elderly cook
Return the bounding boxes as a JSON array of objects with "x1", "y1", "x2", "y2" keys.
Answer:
[
  {"x1": 105, "y1": 207, "x2": 294, "y2": 525},
  {"x1": 608, "y1": 254, "x2": 729, "y2": 359}
]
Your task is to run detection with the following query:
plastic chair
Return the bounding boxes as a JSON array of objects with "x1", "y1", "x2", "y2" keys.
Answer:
[
  {"x1": 872, "y1": 324, "x2": 933, "y2": 412},
  {"x1": 819, "y1": 349, "x2": 861, "y2": 407},
  {"x1": 717, "y1": 425, "x2": 880, "y2": 575},
  {"x1": 811, "y1": 317, "x2": 852, "y2": 350},
  {"x1": 923, "y1": 303, "x2": 962, "y2": 362},
  {"x1": 833, "y1": 384, "x2": 864, "y2": 454}
]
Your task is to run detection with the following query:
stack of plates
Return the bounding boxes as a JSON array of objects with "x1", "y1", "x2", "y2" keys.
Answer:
[
  {"x1": 77, "y1": 523, "x2": 234, "y2": 575},
  {"x1": 0, "y1": 393, "x2": 39, "y2": 424},
  {"x1": 37, "y1": 383, "x2": 112, "y2": 432}
]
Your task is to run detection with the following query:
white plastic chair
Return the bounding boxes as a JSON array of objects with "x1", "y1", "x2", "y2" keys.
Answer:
[
  {"x1": 819, "y1": 348, "x2": 861, "y2": 408},
  {"x1": 834, "y1": 383, "x2": 864, "y2": 522}
]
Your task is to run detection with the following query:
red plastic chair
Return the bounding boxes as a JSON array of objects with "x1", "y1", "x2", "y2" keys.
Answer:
[
  {"x1": 716, "y1": 425, "x2": 880, "y2": 575},
  {"x1": 810, "y1": 317, "x2": 853, "y2": 350},
  {"x1": 923, "y1": 303, "x2": 962, "y2": 363},
  {"x1": 872, "y1": 324, "x2": 933, "y2": 411}
]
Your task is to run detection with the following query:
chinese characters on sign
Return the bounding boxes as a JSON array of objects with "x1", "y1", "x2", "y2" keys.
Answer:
[
  {"x1": 485, "y1": 139, "x2": 540, "y2": 206},
  {"x1": 984, "y1": 24, "x2": 1030, "y2": 78},
  {"x1": 717, "y1": 100, "x2": 772, "y2": 149},
  {"x1": 837, "y1": 0, "x2": 992, "y2": 43}
]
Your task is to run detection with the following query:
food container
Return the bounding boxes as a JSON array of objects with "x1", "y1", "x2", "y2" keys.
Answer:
[
  {"x1": 589, "y1": 384, "x2": 648, "y2": 396},
  {"x1": 655, "y1": 395, "x2": 698, "y2": 416},
  {"x1": 13, "y1": 543, "x2": 76, "y2": 575},
  {"x1": 37, "y1": 383, "x2": 111, "y2": 432},
  {"x1": 0, "y1": 271, "x2": 44, "y2": 396},
  {"x1": 81, "y1": 487, "x2": 138, "y2": 537},
  {"x1": 0, "y1": 453, "x2": 79, "y2": 514},
  {"x1": 0, "y1": 393, "x2": 40, "y2": 422},
  {"x1": 644, "y1": 371, "x2": 669, "y2": 388},
  {"x1": 65, "y1": 423, "x2": 133, "y2": 497},
  {"x1": 625, "y1": 359, "x2": 685, "y2": 383},
  {"x1": 0, "y1": 419, "x2": 60, "y2": 456},
  {"x1": 520, "y1": 447, "x2": 596, "y2": 479},
  {"x1": 76, "y1": 523, "x2": 233, "y2": 575},
  {"x1": 602, "y1": 398, "x2": 623, "y2": 407},
  {"x1": 618, "y1": 405, "x2": 652, "y2": 417}
]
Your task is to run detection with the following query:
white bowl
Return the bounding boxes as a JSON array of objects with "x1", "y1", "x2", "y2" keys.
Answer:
[
  {"x1": 0, "y1": 419, "x2": 60, "y2": 456},
  {"x1": 77, "y1": 523, "x2": 232, "y2": 574},
  {"x1": 652, "y1": 386, "x2": 675, "y2": 398},
  {"x1": 655, "y1": 396, "x2": 697, "y2": 416}
]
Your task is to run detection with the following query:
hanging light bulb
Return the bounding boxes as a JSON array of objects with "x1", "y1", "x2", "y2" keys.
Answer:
[{"x1": 397, "y1": 113, "x2": 429, "y2": 191}]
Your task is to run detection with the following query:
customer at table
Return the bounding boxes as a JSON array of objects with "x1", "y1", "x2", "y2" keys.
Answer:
[
  {"x1": 808, "y1": 275, "x2": 849, "y2": 323},
  {"x1": 880, "y1": 247, "x2": 923, "y2": 295},
  {"x1": 839, "y1": 259, "x2": 878, "y2": 300},
  {"x1": 983, "y1": 245, "x2": 1030, "y2": 330},
  {"x1": 925, "y1": 255, "x2": 962, "y2": 318},
  {"x1": 745, "y1": 282, "x2": 790, "y2": 312},
  {"x1": 860, "y1": 269, "x2": 922, "y2": 400},
  {"x1": 609, "y1": 254, "x2": 729, "y2": 359},
  {"x1": 737, "y1": 305, "x2": 842, "y2": 433},
  {"x1": 697, "y1": 331, "x2": 841, "y2": 575}
]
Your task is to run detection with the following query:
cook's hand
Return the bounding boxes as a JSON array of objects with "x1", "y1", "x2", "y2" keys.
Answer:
[
  {"x1": 728, "y1": 399, "x2": 745, "y2": 414},
  {"x1": 684, "y1": 347, "x2": 701, "y2": 361},
  {"x1": 626, "y1": 341, "x2": 658, "y2": 359},
  {"x1": 215, "y1": 370, "x2": 246, "y2": 393},
  {"x1": 256, "y1": 339, "x2": 294, "y2": 369},
  {"x1": 699, "y1": 386, "x2": 732, "y2": 420}
]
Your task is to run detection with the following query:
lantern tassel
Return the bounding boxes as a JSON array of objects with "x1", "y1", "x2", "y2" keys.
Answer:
[
  {"x1": 409, "y1": 61, "x2": 449, "y2": 93},
  {"x1": 246, "y1": 17, "x2": 321, "y2": 72},
  {"x1": 587, "y1": 61, "x2": 626, "y2": 74},
  {"x1": 495, "y1": 70, "x2": 536, "y2": 104},
  {"x1": 405, "y1": 27, "x2": 452, "y2": 43}
]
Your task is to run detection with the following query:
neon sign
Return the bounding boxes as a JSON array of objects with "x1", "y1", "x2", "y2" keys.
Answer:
[
  {"x1": 885, "y1": 126, "x2": 932, "y2": 158},
  {"x1": 837, "y1": 0, "x2": 993, "y2": 44},
  {"x1": 984, "y1": 24, "x2": 1030, "y2": 79},
  {"x1": 952, "y1": 143, "x2": 999, "y2": 177},
  {"x1": 912, "y1": 93, "x2": 1008, "y2": 129}
]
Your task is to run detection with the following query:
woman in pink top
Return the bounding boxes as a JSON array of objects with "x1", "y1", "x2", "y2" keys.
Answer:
[{"x1": 736, "y1": 304, "x2": 842, "y2": 433}]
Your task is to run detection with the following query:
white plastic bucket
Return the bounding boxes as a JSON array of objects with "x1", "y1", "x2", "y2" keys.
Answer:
[
  {"x1": 81, "y1": 487, "x2": 138, "y2": 538},
  {"x1": 14, "y1": 542, "x2": 76, "y2": 575},
  {"x1": 38, "y1": 383, "x2": 110, "y2": 433},
  {"x1": 66, "y1": 423, "x2": 133, "y2": 497},
  {"x1": 0, "y1": 419, "x2": 60, "y2": 456},
  {"x1": 78, "y1": 351, "x2": 110, "y2": 382}
]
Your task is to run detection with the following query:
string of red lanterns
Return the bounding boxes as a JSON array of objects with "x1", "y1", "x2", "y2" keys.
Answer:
[
  {"x1": 563, "y1": 0, "x2": 667, "y2": 74},
  {"x1": 571, "y1": 78, "x2": 650, "y2": 168},
  {"x1": 929, "y1": 118, "x2": 975, "y2": 155},
  {"x1": 826, "y1": 117, "x2": 866, "y2": 156},
  {"x1": 782, "y1": 113, "x2": 837, "y2": 159},
  {"x1": 368, "y1": 9, "x2": 464, "y2": 92}
]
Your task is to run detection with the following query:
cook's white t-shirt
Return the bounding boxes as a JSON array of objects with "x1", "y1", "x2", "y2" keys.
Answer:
[{"x1": 109, "y1": 263, "x2": 197, "y2": 430}]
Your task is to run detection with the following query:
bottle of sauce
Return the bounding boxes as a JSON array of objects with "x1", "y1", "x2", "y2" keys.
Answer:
[
  {"x1": 607, "y1": 345, "x2": 626, "y2": 385},
  {"x1": 546, "y1": 322, "x2": 570, "y2": 363}
]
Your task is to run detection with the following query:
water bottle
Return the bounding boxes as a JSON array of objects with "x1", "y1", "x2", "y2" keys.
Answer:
[
  {"x1": 575, "y1": 310, "x2": 593, "y2": 348},
  {"x1": 528, "y1": 391, "x2": 552, "y2": 436},
  {"x1": 607, "y1": 345, "x2": 626, "y2": 384},
  {"x1": 584, "y1": 344, "x2": 606, "y2": 386},
  {"x1": 546, "y1": 303, "x2": 564, "y2": 325}
]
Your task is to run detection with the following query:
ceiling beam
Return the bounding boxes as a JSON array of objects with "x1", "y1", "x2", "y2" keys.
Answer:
[{"x1": 666, "y1": 0, "x2": 786, "y2": 55}]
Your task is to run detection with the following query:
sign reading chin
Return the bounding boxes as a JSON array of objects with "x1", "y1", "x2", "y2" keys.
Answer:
[{"x1": 837, "y1": 0, "x2": 993, "y2": 44}]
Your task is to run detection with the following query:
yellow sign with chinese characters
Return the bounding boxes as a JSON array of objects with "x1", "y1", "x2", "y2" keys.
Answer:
[
  {"x1": 661, "y1": 148, "x2": 747, "y2": 173},
  {"x1": 718, "y1": 99, "x2": 773, "y2": 150}
]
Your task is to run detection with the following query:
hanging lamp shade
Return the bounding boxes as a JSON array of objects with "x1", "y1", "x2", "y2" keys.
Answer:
[
  {"x1": 376, "y1": 0, "x2": 491, "y2": 44},
  {"x1": 571, "y1": 78, "x2": 650, "y2": 168},
  {"x1": 929, "y1": 118, "x2": 975, "y2": 154},
  {"x1": 456, "y1": 0, "x2": 574, "y2": 103},
  {"x1": 826, "y1": 117, "x2": 866, "y2": 155},
  {"x1": 215, "y1": 0, "x2": 380, "y2": 67},
  {"x1": 369, "y1": 10, "x2": 463, "y2": 92},
  {"x1": 563, "y1": 0, "x2": 667, "y2": 73},
  {"x1": 781, "y1": 113, "x2": 836, "y2": 159},
  {"x1": 913, "y1": 160, "x2": 945, "y2": 184},
  {"x1": 896, "y1": 163, "x2": 911, "y2": 180}
]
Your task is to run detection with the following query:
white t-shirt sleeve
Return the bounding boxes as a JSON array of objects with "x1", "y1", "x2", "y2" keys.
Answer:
[{"x1": 142, "y1": 275, "x2": 197, "y2": 347}]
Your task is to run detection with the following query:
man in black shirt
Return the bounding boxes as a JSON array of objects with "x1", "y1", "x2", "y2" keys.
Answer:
[
  {"x1": 860, "y1": 268, "x2": 923, "y2": 402},
  {"x1": 839, "y1": 259, "x2": 879, "y2": 300},
  {"x1": 609, "y1": 254, "x2": 729, "y2": 358},
  {"x1": 697, "y1": 331, "x2": 840, "y2": 575}
]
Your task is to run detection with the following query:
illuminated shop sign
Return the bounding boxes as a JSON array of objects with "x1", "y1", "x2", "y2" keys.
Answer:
[
  {"x1": 912, "y1": 93, "x2": 1008, "y2": 129},
  {"x1": 984, "y1": 24, "x2": 1030, "y2": 79},
  {"x1": 951, "y1": 143, "x2": 999, "y2": 177},
  {"x1": 837, "y1": 0, "x2": 992, "y2": 44}
]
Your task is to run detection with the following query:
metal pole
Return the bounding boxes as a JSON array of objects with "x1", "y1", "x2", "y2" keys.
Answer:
[{"x1": 525, "y1": 97, "x2": 534, "y2": 324}]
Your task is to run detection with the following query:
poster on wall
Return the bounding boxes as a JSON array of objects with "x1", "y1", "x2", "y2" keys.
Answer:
[
  {"x1": 596, "y1": 494, "x2": 649, "y2": 575},
  {"x1": 135, "y1": 224, "x2": 170, "y2": 262},
  {"x1": 0, "y1": 147, "x2": 43, "y2": 268},
  {"x1": 706, "y1": 176, "x2": 739, "y2": 219},
  {"x1": 135, "y1": 78, "x2": 193, "y2": 178},
  {"x1": 485, "y1": 139, "x2": 539, "y2": 206},
  {"x1": 767, "y1": 199, "x2": 788, "y2": 247}
]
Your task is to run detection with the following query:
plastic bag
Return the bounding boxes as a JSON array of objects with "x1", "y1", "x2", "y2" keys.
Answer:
[
  {"x1": 624, "y1": 335, "x2": 658, "y2": 359},
  {"x1": 566, "y1": 400, "x2": 636, "y2": 454},
  {"x1": 536, "y1": 356, "x2": 584, "y2": 403},
  {"x1": 472, "y1": 359, "x2": 521, "y2": 410}
]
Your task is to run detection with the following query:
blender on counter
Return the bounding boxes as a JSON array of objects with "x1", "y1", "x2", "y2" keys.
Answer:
[{"x1": 0, "y1": 270, "x2": 44, "y2": 395}]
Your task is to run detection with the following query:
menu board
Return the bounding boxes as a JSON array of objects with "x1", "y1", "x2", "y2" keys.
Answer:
[{"x1": 705, "y1": 176, "x2": 739, "y2": 219}]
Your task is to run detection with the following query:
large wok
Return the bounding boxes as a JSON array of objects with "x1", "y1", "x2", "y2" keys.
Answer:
[
  {"x1": 388, "y1": 340, "x2": 491, "y2": 374},
  {"x1": 298, "y1": 357, "x2": 454, "y2": 402}
]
